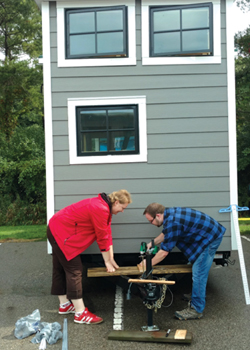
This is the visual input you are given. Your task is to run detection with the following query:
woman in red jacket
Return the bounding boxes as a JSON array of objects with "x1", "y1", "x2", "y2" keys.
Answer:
[{"x1": 47, "y1": 189, "x2": 132, "y2": 325}]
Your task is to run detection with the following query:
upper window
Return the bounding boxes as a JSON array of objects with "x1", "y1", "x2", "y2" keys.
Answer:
[
  {"x1": 57, "y1": 1, "x2": 136, "y2": 67},
  {"x1": 150, "y1": 3, "x2": 213, "y2": 57},
  {"x1": 141, "y1": 0, "x2": 221, "y2": 65},
  {"x1": 76, "y1": 105, "x2": 139, "y2": 156},
  {"x1": 65, "y1": 6, "x2": 128, "y2": 59}
]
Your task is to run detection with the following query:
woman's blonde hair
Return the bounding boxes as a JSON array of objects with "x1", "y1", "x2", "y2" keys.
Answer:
[{"x1": 109, "y1": 189, "x2": 132, "y2": 205}]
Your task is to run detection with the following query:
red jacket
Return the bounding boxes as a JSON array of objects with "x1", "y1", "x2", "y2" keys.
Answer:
[{"x1": 49, "y1": 194, "x2": 112, "y2": 261}]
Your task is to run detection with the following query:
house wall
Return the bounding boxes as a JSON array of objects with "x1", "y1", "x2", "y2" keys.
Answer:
[{"x1": 47, "y1": 0, "x2": 231, "y2": 254}]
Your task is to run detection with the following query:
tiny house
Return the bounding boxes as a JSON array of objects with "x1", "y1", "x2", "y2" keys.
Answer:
[{"x1": 35, "y1": 0, "x2": 237, "y2": 265}]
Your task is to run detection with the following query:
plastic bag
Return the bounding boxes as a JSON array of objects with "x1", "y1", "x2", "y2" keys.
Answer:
[
  {"x1": 14, "y1": 309, "x2": 41, "y2": 339},
  {"x1": 31, "y1": 321, "x2": 62, "y2": 345}
]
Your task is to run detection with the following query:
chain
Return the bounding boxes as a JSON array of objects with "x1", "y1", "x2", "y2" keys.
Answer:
[{"x1": 144, "y1": 278, "x2": 167, "y2": 312}]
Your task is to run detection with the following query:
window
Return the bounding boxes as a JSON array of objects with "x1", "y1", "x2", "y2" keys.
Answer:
[
  {"x1": 65, "y1": 6, "x2": 128, "y2": 59},
  {"x1": 76, "y1": 105, "x2": 139, "y2": 156},
  {"x1": 150, "y1": 3, "x2": 213, "y2": 57},
  {"x1": 141, "y1": 0, "x2": 221, "y2": 65},
  {"x1": 68, "y1": 96, "x2": 147, "y2": 164},
  {"x1": 57, "y1": 1, "x2": 136, "y2": 67}
]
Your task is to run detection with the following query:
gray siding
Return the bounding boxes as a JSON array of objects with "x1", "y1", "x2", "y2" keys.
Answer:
[{"x1": 48, "y1": 0, "x2": 231, "y2": 254}]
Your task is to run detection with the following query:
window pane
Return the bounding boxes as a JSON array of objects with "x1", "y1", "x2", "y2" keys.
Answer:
[
  {"x1": 108, "y1": 109, "x2": 135, "y2": 130},
  {"x1": 81, "y1": 132, "x2": 107, "y2": 152},
  {"x1": 154, "y1": 32, "x2": 180, "y2": 54},
  {"x1": 97, "y1": 32, "x2": 123, "y2": 54},
  {"x1": 182, "y1": 29, "x2": 210, "y2": 51},
  {"x1": 69, "y1": 12, "x2": 95, "y2": 34},
  {"x1": 153, "y1": 10, "x2": 180, "y2": 31},
  {"x1": 70, "y1": 34, "x2": 95, "y2": 55},
  {"x1": 109, "y1": 131, "x2": 135, "y2": 151},
  {"x1": 182, "y1": 8, "x2": 209, "y2": 29},
  {"x1": 97, "y1": 10, "x2": 123, "y2": 31},
  {"x1": 80, "y1": 110, "x2": 106, "y2": 130}
]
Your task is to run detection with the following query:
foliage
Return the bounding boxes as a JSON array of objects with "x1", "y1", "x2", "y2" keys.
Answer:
[
  {"x1": 0, "y1": 0, "x2": 42, "y2": 61},
  {"x1": 0, "y1": 124, "x2": 46, "y2": 225},
  {"x1": 235, "y1": 0, "x2": 250, "y2": 11},
  {"x1": 235, "y1": 27, "x2": 250, "y2": 208},
  {"x1": 0, "y1": 0, "x2": 45, "y2": 225},
  {"x1": 0, "y1": 0, "x2": 43, "y2": 140},
  {"x1": 0, "y1": 61, "x2": 43, "y2": 139}
]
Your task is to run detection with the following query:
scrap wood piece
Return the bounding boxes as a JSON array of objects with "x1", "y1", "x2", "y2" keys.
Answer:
[
  {"x1": 108, "y1": 330, "x2": 192, "y2": 344},
  {"x1": 174, "y1": 329, "x2": 187, "y2": 339},
  {"x1": 87, "y1": 264, "x2": 192, "y2": 277}
]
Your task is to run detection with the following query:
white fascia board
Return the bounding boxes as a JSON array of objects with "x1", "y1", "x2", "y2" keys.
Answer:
[
  {"x1": 226, "y1": 0, "x2": 238, "y2": 250},
  {"x1": 41, "y1": 3, "x2": 54, "y2": 256}
]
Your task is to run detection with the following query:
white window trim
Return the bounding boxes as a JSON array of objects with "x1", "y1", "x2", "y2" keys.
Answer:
[
  {"x1": 57, "y1": 0, "x2": 136, "y2": 67},
  {"x1": 141, "y1": 0, "x2": 221, "y2": 65},
  {"x1": 68, "y1": 96, "x2": 147, "y2": 164}
]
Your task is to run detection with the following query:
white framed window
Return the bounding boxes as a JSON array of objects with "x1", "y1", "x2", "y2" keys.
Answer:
[
  {"x1": 57, "y1": 0, "x2": 136, "y2": 67},
  {"x1": 142, "y1": 0, "x2": 221, "y2": 65},
  {"x1": 68, "y1": 96, "x2": 147, "y2": 164}
]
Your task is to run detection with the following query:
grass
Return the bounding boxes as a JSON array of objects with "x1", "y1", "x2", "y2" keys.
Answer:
[
  {"x1": 0, "y1": 220, "x2": 249, "y2": 242},
  {"x1": 0, "y1": 225, "x2": 47, "y2": 242}
]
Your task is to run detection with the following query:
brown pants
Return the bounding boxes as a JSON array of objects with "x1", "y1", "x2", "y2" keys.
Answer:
[{"x1": 47, "y1": 226, "x2": 83, "y2": 300}]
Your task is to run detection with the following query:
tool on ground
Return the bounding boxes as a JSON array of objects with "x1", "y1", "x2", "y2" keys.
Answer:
[
  {"x1": 129, "y1": 241, "x2": 173, "y2": 332},
  {"x1": 62, "y1": 318, "x2": 68, "y2": 350},
  {"x1": 107, "y1": 242, "x2": 192, "y2": 344}
]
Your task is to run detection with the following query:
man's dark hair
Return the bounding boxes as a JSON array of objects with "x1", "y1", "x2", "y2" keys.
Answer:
[{"x1": 143, "y1": 203, "x2": 165, "y2": 217}]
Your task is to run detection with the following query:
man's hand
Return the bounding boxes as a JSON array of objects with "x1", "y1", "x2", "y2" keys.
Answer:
[
  {"x1": 147, "y1": 241, "x2": 152, "y2": 250},
  {"x1": 105, "y1": 259, "x2": 119, "y2": 273}
]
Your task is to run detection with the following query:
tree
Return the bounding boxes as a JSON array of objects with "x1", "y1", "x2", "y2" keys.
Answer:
[
  {"x1": 0, "y1": 0, "x2": 42, "y2": 140},
  {"x1": 0, "y1": 0, "x2": 45, "y2": 225},
  {"x1": 0, "y1": 0, "x2": 42, "y2": 61},
  {"x1": 235, "y1": 0, "x2": 250, "y2": 11},
  {"x1": 235, "y1": 27, "x2": 250, "y2": 208}
]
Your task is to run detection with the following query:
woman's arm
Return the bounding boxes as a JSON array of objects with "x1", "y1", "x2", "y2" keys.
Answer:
[{"x1": 101, "y1": 246, "x2": 119, "y2": 273}]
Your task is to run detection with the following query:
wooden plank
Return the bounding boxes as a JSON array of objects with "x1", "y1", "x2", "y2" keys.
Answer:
[
  {"x1": 128, "y1": 279, "x2": 175, "y2": 285},
  {"x1": 108, "y1": 330, "x2": 193, "y2": 344},
  {"x1": 87, "y1": 264, "x2": 192, "y2": 277}
]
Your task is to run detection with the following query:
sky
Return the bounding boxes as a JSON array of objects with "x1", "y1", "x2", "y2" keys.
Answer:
[{"x1": 233, "y1": 3, "x2": 250, "y2": 33}]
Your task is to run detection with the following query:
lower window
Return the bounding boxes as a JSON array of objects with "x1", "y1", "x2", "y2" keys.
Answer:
[
  {"x1": 76, "y1": 105, "x2": 139, "y2": 156},
  {"x1": 67, "y1": 96, "x2": 147, "y2": 164}
]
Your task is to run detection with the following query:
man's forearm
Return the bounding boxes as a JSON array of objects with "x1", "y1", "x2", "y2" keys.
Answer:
[
  {"x1": 154, "y1": 232, "x2": 165, "y2": 245},
  {"x1": 151, "y1": 249, "x2": 169, "y2": 266}
]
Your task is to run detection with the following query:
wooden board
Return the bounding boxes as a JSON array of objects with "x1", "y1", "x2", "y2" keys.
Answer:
[
  {"x1": 108, "y1": 330, "x2": 192, "y2": 344},
  {"x1": 87, "y1": 264, "x2": 192, "y2": 277}
]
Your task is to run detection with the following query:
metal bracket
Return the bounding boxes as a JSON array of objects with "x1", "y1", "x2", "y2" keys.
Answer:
[
  {"x1": 141, "y1": 325, "x2": 160, "y2": 332},
  {"x1": 219, "y1": 204, "x2": 249, "y2": 213}
]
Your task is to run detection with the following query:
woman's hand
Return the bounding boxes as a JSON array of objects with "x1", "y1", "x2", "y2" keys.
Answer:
[
  {"x1": 105, "y1": 259, "x2": 119, "y2": 273},
  {"x1": 137, "y1": 259, "x2": 146, "y2": 271}
]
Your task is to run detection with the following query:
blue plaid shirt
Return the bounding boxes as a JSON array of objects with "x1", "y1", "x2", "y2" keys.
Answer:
[{"x1": 161, "y1": 207, "x2": 226, "y2": 263}]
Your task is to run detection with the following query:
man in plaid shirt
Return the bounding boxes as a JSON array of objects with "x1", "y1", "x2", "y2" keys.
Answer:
[{"x1": 142, "y1": 203, "x2": 226, "y2": 320}]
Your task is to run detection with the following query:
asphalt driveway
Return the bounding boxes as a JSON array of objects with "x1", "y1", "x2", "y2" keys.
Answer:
[{"x1": 1, "y1": 239, "x2": 250, "y2": 350}]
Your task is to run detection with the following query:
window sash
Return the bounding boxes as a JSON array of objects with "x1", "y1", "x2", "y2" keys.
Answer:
[
  {"x1": 65, "y1": 6, "x2": 128, "y2": 59},
  {"x1": 150, "y1": 3, "x2": 213, "y2": 57},
  {"x1": 76, "y1": 106, "x2": 139, "y2": 156}
]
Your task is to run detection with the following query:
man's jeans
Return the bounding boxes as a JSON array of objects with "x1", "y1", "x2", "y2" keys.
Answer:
[{"x1": 191, "y1": 236, "x2": 223, "y2": 313}]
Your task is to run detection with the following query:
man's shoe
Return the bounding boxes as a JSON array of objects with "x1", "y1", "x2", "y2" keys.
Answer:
[
  {"x1": 74, "y1": 308, "x2": 103, "y2": 324},
  {"x1": 175, "y1": 302, "x2": 203, "y2": 320},
  {"x1": 59, "y1": 302, "x2": 75, "y2": 314}
]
